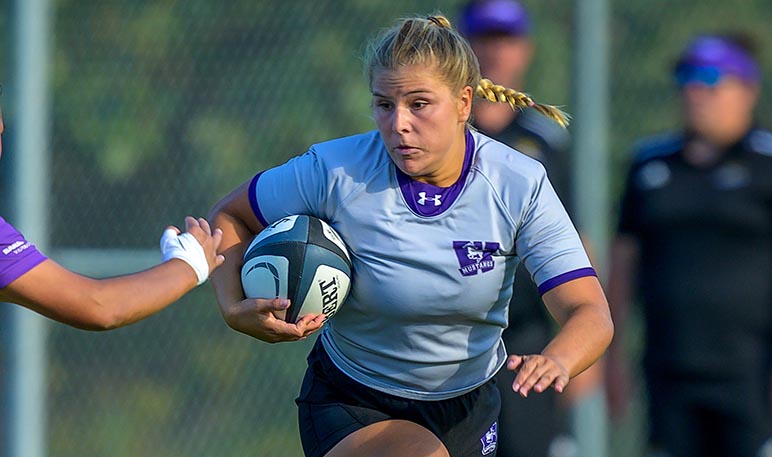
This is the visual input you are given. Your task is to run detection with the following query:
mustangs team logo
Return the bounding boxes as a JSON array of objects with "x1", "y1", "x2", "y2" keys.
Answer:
[
  {"x1": 453, "y1": 241, "x2": 500, "y2": 276},
  {"x1": 480, "y1": 421, "x2": 497, "y2": 455}
]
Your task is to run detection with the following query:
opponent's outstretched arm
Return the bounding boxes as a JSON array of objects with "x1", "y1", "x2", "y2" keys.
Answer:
[{"x1": 0, "y1": 216, "x2": 224, "y2": 330}]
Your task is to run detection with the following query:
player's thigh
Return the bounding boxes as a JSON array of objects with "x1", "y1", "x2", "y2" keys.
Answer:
[{"x1": 325, "y1": 419, "x2": 450, "y2": 457}]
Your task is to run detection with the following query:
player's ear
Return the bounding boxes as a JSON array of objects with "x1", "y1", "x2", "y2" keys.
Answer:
[{"x1": 457, "y1": 85, "x2": 473, "y2": 123}]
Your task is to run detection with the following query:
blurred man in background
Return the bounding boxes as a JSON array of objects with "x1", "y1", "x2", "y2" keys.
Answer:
[
  {"x1": 606, "y1": 32, "x2": 772, "y2": 457},
  {"x1": 460, "y1": 2, "x2": 604, "y2": 456}
]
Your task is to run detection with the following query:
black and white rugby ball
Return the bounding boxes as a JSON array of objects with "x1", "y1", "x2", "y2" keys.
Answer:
[{"x1": 241, "y1": 215, "x2": 352, "y2": 323}]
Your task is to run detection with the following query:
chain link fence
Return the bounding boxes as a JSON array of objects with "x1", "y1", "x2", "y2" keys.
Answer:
[{"x1": 1, "y1": 1, "x2": 770, "y2": 456}]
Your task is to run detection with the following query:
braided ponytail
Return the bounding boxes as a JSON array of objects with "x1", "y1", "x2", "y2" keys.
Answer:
[
  {"x1": 424, "y1": 16, "x2": 569, "y2": 128},
  {"x1": 365, "y1": 14, "x2": 569, "y2": 128},
  {"x1": 475, "y1": 79, "x2": 570, "y2": 128}
]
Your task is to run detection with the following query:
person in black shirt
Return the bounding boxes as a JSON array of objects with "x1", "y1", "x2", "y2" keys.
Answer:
[
  {"x1": 606, "y1": 32, "x2": 772, "y2": 457},
  {"x1": 460, "y1": 2, "x2": 602, "y2": 456}
]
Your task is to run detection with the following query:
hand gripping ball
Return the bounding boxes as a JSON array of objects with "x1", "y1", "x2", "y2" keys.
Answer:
[{"x1": 241, "y1": 215, "x2": 352, "y2": 323}]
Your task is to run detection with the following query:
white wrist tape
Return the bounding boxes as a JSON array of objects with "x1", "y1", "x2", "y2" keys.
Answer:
[{"x1": 160, "y1": 229, "x2": 209, "y2": 286}]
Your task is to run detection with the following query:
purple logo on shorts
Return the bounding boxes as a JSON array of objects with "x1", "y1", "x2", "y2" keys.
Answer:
[
  {"x1": 480, "y1": 421, "x2": 497, "y2": 455},
  {"x1": 453, "y1": 241, "x2": 500, "y2": 276}
]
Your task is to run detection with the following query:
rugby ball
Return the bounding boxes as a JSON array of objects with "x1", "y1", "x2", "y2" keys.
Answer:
[{"x1": 241, "y1": 215, "x2": 352, "y2": 323}]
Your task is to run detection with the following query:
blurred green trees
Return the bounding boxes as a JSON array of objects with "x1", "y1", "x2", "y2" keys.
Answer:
[{"x1": 0, "y1": 1, "x2": 770, "y2": 456}]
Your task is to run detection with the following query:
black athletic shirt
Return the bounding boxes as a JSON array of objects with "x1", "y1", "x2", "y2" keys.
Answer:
[
  {"x1": 618, "y1": 127, "x2": 772, "y2": 377},
  {"x1": 488, "y1": 108, "x2": 572, "y2": 202},
  {"x1": 478, "y1": 107, "x2": 572, "y2": 333}
]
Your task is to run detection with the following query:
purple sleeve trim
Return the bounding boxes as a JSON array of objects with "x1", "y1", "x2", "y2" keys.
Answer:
[
  {"x1": 537, "y1": 267, "x2": 597, "y2": 295},
  {"x1": 248, "y1": 172, "x2": 269, "y2": 228},
  {"x1": 0, "y1": 253, "x2": 47, "y2": 288}
]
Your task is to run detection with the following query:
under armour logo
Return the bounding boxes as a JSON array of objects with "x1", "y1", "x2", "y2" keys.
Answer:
[{"x1": 417, "y1": 192, "x2": 442, "y2": 206}]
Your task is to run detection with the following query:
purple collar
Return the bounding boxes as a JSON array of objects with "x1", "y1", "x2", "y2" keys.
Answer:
[{"x1": 397, "y1": 129, "x2": 475, "y2": 217}]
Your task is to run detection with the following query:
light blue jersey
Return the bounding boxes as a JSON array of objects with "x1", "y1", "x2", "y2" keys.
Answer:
[{"x1": 249, "y1": 129, "x2": 594, "y2": 400}]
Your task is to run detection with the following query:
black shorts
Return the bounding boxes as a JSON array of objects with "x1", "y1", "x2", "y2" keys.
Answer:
[{"x1": 296, "y1": 340, "x2": 502, "y2": 457}]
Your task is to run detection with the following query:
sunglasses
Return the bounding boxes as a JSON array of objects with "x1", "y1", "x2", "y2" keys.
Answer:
[{"x1": 674, "y1": 65, "x2": 725, "y2": 87}]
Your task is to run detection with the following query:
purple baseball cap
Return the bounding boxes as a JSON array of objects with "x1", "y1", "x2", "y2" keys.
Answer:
[
  {"x1": 674, "y1": 35, "x2": 760, "y2": 86},
  {"x1": 459, "y1": 0, "x2": 531, "y2": 37}
]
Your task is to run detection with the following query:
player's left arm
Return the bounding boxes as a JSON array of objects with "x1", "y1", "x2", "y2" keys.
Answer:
[
  {"x1": 0, "y1": 216, "x2": 224, "y2": 330},
  {"x1": 507, "y1": 275, "x2": 613, "y2": 397},
  {"x1": 555, "y1": 234, "x2": 605, "y2": 405}
]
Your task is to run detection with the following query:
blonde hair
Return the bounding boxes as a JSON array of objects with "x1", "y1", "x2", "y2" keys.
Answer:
[{"x1": 364, "y1": 14, "x2": 569, "y2": 128}]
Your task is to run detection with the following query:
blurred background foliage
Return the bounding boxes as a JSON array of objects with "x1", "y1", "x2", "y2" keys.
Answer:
[{"x1": 0, "y1": 0, "x2": 771, "y2": 456}]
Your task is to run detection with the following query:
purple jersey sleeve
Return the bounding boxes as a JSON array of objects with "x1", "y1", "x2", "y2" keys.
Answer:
[{"x1": 0, "y1": 217, "x2": 47, "y2": 288}]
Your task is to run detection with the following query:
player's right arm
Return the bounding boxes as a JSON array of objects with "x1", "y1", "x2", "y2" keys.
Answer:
[{"x1": 208, "y1": 180, "x2": 325, "y2": 343}]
